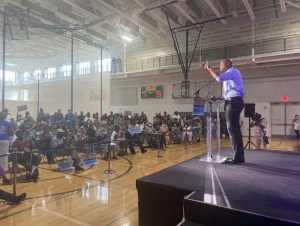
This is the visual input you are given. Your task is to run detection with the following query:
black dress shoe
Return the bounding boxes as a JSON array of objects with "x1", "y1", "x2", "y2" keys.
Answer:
[
  {"x1": 141, "y1": 149, "x2": 147, "y2": 153},
  {"x1": 238, "y1": 158, "x2": 245, "y2": 163},
  {"x1": 16, "y1": 193, "x2": 26, "y2": 204},
  {"x1": 225, "y1": 158, "x2": 237, "y2": 164},
  {"x1": 225, "y1": 158, "x2": 245, "y2": 164},
  {"x1": 75, "y1": 165, "x2": 84, "y2": 171}
]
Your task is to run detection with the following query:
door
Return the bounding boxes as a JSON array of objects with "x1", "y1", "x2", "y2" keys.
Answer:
[{"x1": 271, "y1": 102, "x2": 300, "y2": 137}]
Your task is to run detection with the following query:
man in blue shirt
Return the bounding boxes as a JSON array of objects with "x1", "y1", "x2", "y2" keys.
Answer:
[
  {"x1": 204, "y1": 59, "x2": 245, "y2": 164},
  {"x1": 65, "y1": 109, "x2": 76, "y2": 125}
]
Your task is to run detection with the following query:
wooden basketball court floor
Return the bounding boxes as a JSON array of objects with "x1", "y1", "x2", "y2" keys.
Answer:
[{"x1": 0, "y1": 137, "x2": 299, "y2": 226}]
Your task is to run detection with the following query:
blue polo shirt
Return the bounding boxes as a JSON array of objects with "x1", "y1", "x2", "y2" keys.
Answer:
[
  {"x1": 0, "y1": 120, "x2": 13, "y2": 140},
  {"x1": 216, "y1": 67, "x2": 244, "y2": 99}
]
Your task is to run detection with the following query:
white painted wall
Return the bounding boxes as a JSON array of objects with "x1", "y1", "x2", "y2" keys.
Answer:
[
  {"x1": 110, "y1": 65, "x2": 300, "y2": 137},
  {"x1": 2, "y1": 73, "x2": 110, "y2": 119}
]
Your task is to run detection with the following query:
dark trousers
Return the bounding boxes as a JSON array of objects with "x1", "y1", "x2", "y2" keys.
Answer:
[
  {"x1": 225, "y1": 98, "x2": 245, "y2": 161},
  {"x1": 17, "y1": 153, "x2": 41, "y2": 172},
  {"x1": 127, "y1": 140, "x2": 146, "y2": 154},
  {"x1": 295, "y1": 130, "x2": 299, "y2": 139},
  {"x1": 0, "y1": 189, "x2": 18, "y2": 203}
]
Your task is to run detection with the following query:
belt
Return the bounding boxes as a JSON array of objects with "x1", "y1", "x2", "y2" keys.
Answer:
[{"x1": 225, "y1": 96, "x2": 243, "y2": 101}]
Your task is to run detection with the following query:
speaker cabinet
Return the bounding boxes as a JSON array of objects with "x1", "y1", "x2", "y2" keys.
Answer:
[{"x1": 244, "y1": 103, "x2": 255, "y2": 117}]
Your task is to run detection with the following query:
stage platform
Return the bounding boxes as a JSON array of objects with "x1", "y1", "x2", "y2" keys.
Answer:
[{"x1": 136, "y1": 148, "x2": 300, "y2": 226}]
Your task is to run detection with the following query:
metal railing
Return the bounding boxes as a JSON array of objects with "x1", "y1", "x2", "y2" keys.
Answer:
[{"x1": 6, "y1": 35, "x2": 300, "y2": 85}]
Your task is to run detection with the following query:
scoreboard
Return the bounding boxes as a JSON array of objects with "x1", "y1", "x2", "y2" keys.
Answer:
[{"x1": 141, "y1": 85, "x2": 163, "y2": 99}]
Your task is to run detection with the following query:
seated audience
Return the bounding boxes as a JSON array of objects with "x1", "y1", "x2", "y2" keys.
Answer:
[
  {"x1": 12, "y1": 129, "x2": 41, "y2": 181},
  {"x1": 124, "y1": 127, "x2": 147, "y2": 154},
  {"x1": 111, "y1": 125, "x2": 127, "y2": 156}
]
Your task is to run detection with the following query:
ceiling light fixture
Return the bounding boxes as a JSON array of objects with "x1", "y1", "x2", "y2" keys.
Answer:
[
  {"x1": 121, "y1": 35, "x2": 133, "y2": 42},
  {"x1": 5, "y1": 63, "x2": 16, "y2": 66}
]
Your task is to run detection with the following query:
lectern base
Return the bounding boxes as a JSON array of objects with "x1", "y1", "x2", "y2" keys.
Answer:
[{"x1": 199, "y1": 155, "x2": 227, "y2": 164}]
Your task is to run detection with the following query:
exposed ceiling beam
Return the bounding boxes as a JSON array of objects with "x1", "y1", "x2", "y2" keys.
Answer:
[
  {"x1": 218, "y1": 0, "x2": 228, "y2": 14},
  {"x1": 242, "y1": 0, "x2": 255, "y2": 21},
  {"x1": 286, "y1": 0, "x2": 300, "y2": 10},
  {"x1": 98, "y1": 0, "x2": 160, "y2": 38},
  {"x1": 64, "y1": 1, "x2": 130, "y2": 44},
  {"x1": 280, "y1": 0, "x2": 286, "y2": 12},
  {"x1": 173, "y1": 4, "x2": 197, "y2": 23},
  {"x1": 231, "y1": 10, "x2": 238, "y2": 18},
  {"x1": 142, "y1": 0, "x2": 186, "y2": 27},
  {"x1": 273, "y1": 0, "x2": 279, "y2": 18},
  {"x1": 204, "y1": 0, "x2": 227, "y2": 24},
  {"x1": 186, "y1": 0, "x2": 202, "y2": 19},
  {"x1": 131, "y1": 0, "x2": 169, "y2": 31}
]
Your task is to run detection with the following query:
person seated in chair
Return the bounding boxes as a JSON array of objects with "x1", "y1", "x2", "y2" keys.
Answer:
[
  {"x1": 24, "y1": 111, "x2": 34, "y2": 129},
  {"x1": 124, "y1": 127, "x2": 147, "y2": 154},
  {"x1": 86, "y1": 122, "x2": 96, "y2": 144},
  {"x1": 12, "y1": 129, "x2": 41, "y2": 181},
  {"x1": 53, "y1": 129, "x2": 84, "y2": 171},
  {"x1": 107, "y1": 111, "x2": 115, "y2": 125},
  {"x1": 0, "y1": 188, "x2": 26, "y2": 204},
  {"x1": 131, "y1": 113, "x2": 141, "y2": 125},
  {"x1": 171, "y1": 118, "x2": 183, "y2": 144},
  {"x1": 139, "y1": 111, "x2": 148, "y2": 124},
  {"x1": 95, "y1": 122, "x2": 109, "y2": 142},
  {"x1": 192, "y1": 116, "x2": 201, "y2": 142},
  {"x1": 37, "y1": 108, "x2": 48, "y2": 124},
  {"x1": 182, "y1": 123, "x2": 193, "y2": 144},
  {"x1": 64, "y1": 109, "x2": 76, "y2": 126},
  {"x1": 111, "y1": 125, "x2": 126, "y2": 157},
  {"x1": 144, "y1": 122, "x2": 163, "y2": 149},
  {"x1": 84, "y1": 112, "x2": 94, "y2": 123},
  {"x1": 36, "y1": 124, "x2": 55, "y2": 164},
  {"x1": 73, "y1": 128, "x2": 87, "y2": 147}
]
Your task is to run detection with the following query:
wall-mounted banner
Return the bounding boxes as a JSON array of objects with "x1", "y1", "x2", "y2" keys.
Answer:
[
  {"x1": 17, "y1": 105, "x2": 27, "y2": 112},
  {"x1": 192, "y1": 96, "x2": 205, "y2": 116}
]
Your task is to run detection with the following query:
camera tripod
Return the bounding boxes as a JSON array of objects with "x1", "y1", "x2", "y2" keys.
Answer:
[{"x1": 244, "y1": 117, "x2": 256, "y2": 149}]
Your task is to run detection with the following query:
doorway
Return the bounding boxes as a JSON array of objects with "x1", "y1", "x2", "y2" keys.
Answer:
[{"x1": 271, "y1": 102, "x2": 300, "y2": 137}]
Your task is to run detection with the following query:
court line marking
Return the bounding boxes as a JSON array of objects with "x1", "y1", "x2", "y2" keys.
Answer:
[{"x1": 38, "y1": 207, "x2": 92, "y2": 226}]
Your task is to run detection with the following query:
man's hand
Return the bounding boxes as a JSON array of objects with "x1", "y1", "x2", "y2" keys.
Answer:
[
  {"x1": 209, "y1": 95, "x2": 224, "y2": 101},
  {"x1": 204, "y1": 61, "x2": 211, "y2": 70},
  {"x1": 204, "y1": 61, "x2": 219, "y2": 79}
]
